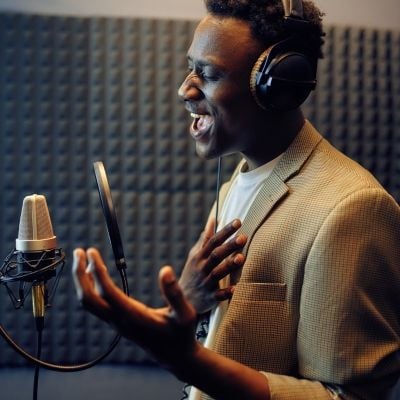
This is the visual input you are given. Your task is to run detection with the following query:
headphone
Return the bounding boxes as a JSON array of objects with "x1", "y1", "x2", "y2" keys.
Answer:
[{"x1": 250, "y1": 0, "x2": 317, "y2": 112}]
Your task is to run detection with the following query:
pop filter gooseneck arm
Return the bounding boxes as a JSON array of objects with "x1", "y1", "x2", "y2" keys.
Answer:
[{"x1": 0, "y1": 161, "x2": 129, "y2": 371}]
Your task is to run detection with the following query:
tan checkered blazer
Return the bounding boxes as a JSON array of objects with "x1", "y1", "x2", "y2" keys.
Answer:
[{"x1": 200, "y1": 121, "x2": 400, "y2": 400}]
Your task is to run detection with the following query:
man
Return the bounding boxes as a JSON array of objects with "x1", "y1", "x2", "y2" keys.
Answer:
[{"x1": 72, "y1": 0, "x2": 400, "y2": 399}]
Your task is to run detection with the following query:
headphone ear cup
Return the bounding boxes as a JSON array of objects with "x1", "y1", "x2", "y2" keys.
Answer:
[
  {"x1": 250, "y1": 42, "x2": 316, "y2": 111},
  {"x1": 250, "y1": 48, "x2": 272, "y2": 109}
]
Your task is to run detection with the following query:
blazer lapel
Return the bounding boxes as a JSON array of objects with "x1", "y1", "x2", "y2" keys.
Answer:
[{"x1": 230, "y1": 121, "x2": 323, "y2": 283}]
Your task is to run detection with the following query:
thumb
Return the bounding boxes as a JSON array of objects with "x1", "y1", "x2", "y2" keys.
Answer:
[
  {"x1": 204, "y1": 216, "x2": 216, "y2": 238},
  {"x1": 159, "y1": 266, "x2": 196, "y2": 325},
  {"x1": 196, "y1": 216, "x2": 215, "y2": 249}
]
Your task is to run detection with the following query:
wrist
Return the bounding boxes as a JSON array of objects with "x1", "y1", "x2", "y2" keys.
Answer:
[
  {"x1": 170, "y1": 344, "x2": 271, "y2": 400},
  {"x1": 169, "y1": 341, "x2": 203, "y2": 382}
]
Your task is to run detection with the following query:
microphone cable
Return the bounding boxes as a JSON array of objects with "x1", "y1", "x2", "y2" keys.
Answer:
[
  {"x1": 0, "y1": 267, "x2": 128, "y2": 399},
  {"x1": 0, "y1": 264, "x2": 129, "y2": 372},
  {"x1": 33, "y1": 322, "x2": 43, "y2": 400}
]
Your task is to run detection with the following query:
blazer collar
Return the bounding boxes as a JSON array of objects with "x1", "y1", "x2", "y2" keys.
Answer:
[{"x1": 232, "y1": 120, "x2": 323, "y2": 257}]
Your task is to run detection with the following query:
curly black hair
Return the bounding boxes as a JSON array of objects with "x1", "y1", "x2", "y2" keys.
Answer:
[{"x1": 204, "y1": 0, "x2": 325, "y2": 59}]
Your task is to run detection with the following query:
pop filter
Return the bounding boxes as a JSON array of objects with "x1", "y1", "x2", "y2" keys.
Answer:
[{"x1": 93, "y1": 161, "x2": 127, "y2": 272}]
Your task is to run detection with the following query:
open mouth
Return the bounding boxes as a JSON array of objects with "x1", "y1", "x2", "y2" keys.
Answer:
[{"x1": 190, "y1": 113, "x2": 214, "y2": 138}]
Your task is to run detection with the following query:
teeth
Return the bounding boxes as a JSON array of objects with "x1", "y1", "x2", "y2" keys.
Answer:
[{"x1": 190, "y1": 113, "x2": 203, "y2": 119}]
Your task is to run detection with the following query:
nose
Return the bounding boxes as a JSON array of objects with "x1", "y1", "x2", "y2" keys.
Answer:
[{"x1": 178, "y1": 72, "x2": 203, "y2": 102}]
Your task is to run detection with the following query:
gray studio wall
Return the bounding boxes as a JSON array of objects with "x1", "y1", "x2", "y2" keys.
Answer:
[
  {"x1": 0, "y1": 12, "x2": 235, "y2": 400},
  {"x1": 0, "y1": 0, "x2": 399, "y2": 30},
  {"x1": 0, "y1": 2, "x2": 399, "y2": 400}
]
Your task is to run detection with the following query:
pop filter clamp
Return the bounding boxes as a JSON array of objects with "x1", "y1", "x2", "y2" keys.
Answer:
[{"x1": 0, "y1": 161, "x2": 130, "y2": 371}]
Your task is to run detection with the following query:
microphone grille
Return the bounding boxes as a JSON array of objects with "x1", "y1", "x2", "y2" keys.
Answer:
[{"x1": 16, "y1": 195, "x2": 56, "y2": 251}]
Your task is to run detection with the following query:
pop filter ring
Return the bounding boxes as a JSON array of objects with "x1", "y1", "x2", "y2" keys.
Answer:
[
  {"x1": 93, "y1": 161, "x2": 128, "y2": 276},
  {"x1": 0, "y1": 161, "x2": 130, "y2": 371}
]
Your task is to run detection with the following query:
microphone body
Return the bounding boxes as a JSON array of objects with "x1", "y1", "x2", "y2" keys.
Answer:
[{"x1": 15, "y1": 194, "x2": 57, "y2": 322}]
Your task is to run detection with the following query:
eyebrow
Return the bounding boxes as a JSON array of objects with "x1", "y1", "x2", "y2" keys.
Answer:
[{"x1": 187, "y1": 55, "x2": 226, "y2": 72}]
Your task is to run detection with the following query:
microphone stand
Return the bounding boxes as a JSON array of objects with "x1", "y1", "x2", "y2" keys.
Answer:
[{"x1": 0, "y1": 250, "x2": 129, "y2": 372}]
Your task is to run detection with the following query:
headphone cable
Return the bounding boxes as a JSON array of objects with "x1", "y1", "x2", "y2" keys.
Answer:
[
  {"x1": 214, "y1": 156, "x2": 222, "y2": 232},
  {"x1": 180, "y1": 156, "x2": 223, "y2": 399}
]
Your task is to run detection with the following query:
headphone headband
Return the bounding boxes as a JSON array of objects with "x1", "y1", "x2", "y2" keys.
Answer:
[
  {"x1": 282, "y1": 0, "x2": 304, "y2": 19},
  {"x1": 282, "y1": 0, "x2": 311, "y2": 31}
]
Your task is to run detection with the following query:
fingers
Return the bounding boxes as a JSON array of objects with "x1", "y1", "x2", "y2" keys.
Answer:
[
  {"x1": 188, "y1": 217, "x2": 216, "y2": 258},
  {"x1": 203, "y1": 231, "x2": 247, "y2": 275},
  {"x1": 72, "y1": 248, "x2": 88, "y2": 301},
  {"x1": 203, "y1": 219, "x2": 242, "y2": 255},
  {"x1": 72, "y1": 248, "x2": 112, "y2": 321},
  {"x1": 215, "y1": 286, "x2": 235, "y2": 302},
  {"x1": 159, "y1": 266, "x2": 196, "y2": 326},
  {"x1": 85, "y1": 248, "x2": 117, "y2": 296},
  {"x1": 205, "y1": 252, "x2": 245, "y2": 282},
  {"x1": 194, "y1": 217, "x2": 216, "y2": 253},
  {"x1": 85, "y1": 248, "x2": 139, "y2": 313}
]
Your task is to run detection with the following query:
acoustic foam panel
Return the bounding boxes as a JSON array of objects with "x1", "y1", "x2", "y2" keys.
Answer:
[{"x1": 0, "y1": 13, "x2": 399, "y2": 366}]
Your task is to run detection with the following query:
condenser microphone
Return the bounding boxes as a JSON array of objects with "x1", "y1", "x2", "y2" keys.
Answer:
[
  {"x1": 0, "y1": 182, "x2": 126, "y2": 371},
  {"x1": 0, "y1": 194, "x2": 64, "y2": 332},
  {"x1": 15, "y1": 194, "x2": 58, "y2": 324}
]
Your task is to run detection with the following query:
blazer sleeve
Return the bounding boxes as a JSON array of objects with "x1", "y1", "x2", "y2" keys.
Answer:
[
  {"x1": 288, "y1": 188, "x2": 400, "y2": 400},
  {"x1": 260, "y1": 371, "x2": 356, "y2": 400}
]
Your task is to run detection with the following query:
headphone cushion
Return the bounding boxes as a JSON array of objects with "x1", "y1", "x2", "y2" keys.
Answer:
[{"x1": 250, "y1": 43, "x2": 316, "y2": 111}]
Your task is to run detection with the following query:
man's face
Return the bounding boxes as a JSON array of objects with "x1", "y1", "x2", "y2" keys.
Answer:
[{"x1": 178, "y1": 15, "x2": 265, "y2": 160}]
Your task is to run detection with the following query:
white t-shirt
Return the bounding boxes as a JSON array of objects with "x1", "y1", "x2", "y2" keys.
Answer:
[{"x1": 189, "y1": 154, "x2": 282, "y2": 400}]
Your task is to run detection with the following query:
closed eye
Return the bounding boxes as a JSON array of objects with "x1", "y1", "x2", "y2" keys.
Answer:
[{"x1": 186, "y1": 58, "x2": 222, "y2": 82}]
